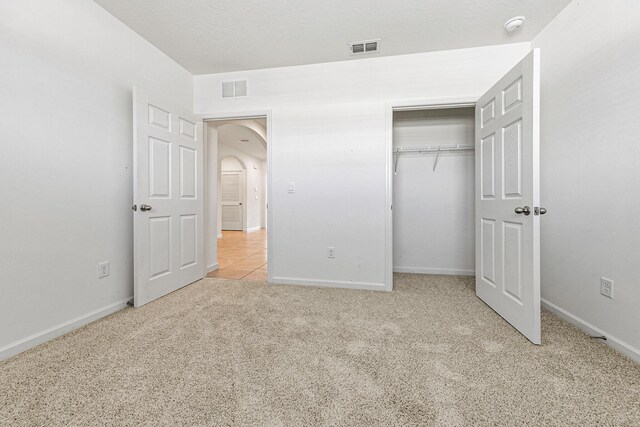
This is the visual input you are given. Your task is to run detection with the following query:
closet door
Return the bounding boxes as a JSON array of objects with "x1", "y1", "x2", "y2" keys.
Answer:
[
  {"x1": 475, "y1": 50, "x2": 542, "y2": 344},
  {"x1": 221, "y1": 171, "x2": 243, "y2": 231}
]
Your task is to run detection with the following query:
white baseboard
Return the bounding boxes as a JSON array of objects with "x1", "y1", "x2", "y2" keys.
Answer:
[
  {"x1": 393, "y1": 266, "x2": 475, "y2": 276},
  {"x1": 0, "y1": 296, "x2": 132, "y2": 361},
  {"x1": 246, "y1": 226, "x2": 262, "y2": 233},
  {"x1": 542, "y1": 298, "x2": 640, "y2": 363},
  {"x1": 271, "y1": 276, "x2": 388, "y2": 292},
  {"x1": 206, "y1": 263, "x2": 219, "y2": 274}
]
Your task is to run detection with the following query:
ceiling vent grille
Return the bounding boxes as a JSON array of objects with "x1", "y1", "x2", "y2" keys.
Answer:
[
  {"x1": 349, "y1": 39, "x2": 380, "y2": 55},
  {"x1": 222, "y1": 80, "x2": 247, "y2": 98}
]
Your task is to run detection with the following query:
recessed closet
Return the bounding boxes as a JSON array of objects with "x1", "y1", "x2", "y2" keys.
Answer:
[{"x1": 392, "y1": 107, "x2": 475, "y2": 276}]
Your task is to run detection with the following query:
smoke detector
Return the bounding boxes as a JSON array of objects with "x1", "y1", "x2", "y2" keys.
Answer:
[{"x1": 504, "y1": 16, "x2": 525, "y2": 33}]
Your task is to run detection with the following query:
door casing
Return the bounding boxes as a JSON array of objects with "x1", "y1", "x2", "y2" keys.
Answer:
[{"x1": 201, "y1": 111, "x2": 273, "y2": 284}]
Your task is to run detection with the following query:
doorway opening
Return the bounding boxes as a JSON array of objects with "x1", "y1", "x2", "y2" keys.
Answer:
[
  {"x1": 204, "y1": 116, "x2": 270, "y2": 281},
  {"x1": 392, "y1": 106, "x2": 476, "y2": 278}
]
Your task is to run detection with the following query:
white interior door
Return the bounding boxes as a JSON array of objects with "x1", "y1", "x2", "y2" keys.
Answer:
[
  {"x1": 133, "y1": 87, "x2": 204, "y2": 307},
  {"x1": 221, "y1": 171, "x2": 243, "y2": 231},
  {"x1": 475, "y1": 50, "x2": 541, "y2": 344}
]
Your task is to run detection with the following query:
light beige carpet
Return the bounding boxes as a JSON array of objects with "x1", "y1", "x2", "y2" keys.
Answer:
[{"x1": 1, "y1": 274, "x2": 639, "y2": 426}]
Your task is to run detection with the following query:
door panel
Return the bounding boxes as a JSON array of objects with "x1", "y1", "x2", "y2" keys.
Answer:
[
  {"x1": 149, "y1": 138, "x2": 170, "y2": 198},
  {"x1": 149, "y1": 216, "x2": 171, "y2": 279},
  {"x1": 133, "y1": 88, "x2": 204, "y2": 307},
  {"x1": 481, "y1": 219, "x2": 496, "y2": 285},
  {"x1": 475, "y1": 50, "x2": 541, "y2": 344},
  {"x1": 503, "y1": 119, "x2": 522, "y2": 198},
  {"x1": 481, "y1": 135, "x2": 495, "y2": 198},
  {"x1": 179, "y1": 146, "x2": 197, "y2": 199},
  {"x1": 180, "y1": 214, "x2": 197, "y2": 268}
]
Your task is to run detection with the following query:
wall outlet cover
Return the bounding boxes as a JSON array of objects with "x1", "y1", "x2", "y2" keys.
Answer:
[
  {"x1": 600, "y1": 277, "x2": 613, "y2": 299},
  {"x1": 98, "y1": 261, "x2": 110, "y2": 279},
  {"x1": 327, "y1": 247, "x2": 335, "y2": 258}
]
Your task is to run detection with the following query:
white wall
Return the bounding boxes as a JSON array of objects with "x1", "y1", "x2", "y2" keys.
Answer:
[
  {"x1": 532, "y1": 0, "x2": 640, "y2": 359},
  {"x1": 393, "y1": 108, "x2": 475, "y2": 275},
  {"x1": 195, "y1": 43, "x2": 531, "y2": 289},
  {"x1": 221, "y1": 156, "x2": 244, "y2": 171},
  {"x1": 0, "y1": 0, "x2": 193, "y2": 359}
]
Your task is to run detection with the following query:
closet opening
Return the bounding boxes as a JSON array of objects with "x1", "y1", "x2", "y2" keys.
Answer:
[{"x1": 392, "y1": 105, "x2": 476, "y2": 278}]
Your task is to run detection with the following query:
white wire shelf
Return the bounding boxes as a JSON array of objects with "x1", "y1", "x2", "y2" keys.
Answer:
[
  {"x1": 393, "y1": 144, "x2": 474, "y2": 154},
  {"x1": 393, "y1": 144, "x2": 475, "y2": 173}
]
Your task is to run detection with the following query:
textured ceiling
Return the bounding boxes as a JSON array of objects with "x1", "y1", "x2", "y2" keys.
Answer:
[{"x1": 94, "y1": 0, "x2": 571, "y2": 74}]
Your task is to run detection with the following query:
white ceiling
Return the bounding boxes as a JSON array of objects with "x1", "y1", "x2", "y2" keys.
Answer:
[
  {"x1": 94, "y1": 0, "x2": 571, "y2": 75},
  {"x1": 217, "y1": 123, "x2": 267, "y2": 160}
]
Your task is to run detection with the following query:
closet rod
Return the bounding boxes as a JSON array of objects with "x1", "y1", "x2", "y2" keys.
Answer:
[
  {"x1": 393, "y1": 144, "x2": 474, "y2": 154},
  {"x1": 393, "y1": 144, "x2": 474, "y2": 174}
]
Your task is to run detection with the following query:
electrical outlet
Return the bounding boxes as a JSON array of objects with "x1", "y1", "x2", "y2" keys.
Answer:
[
  {"x1": 97, "y1": 261, "x2": 110, "y2": 279},
  {"x1": 600, "y1": 277, "x2": 613, "y2": 299},
  {"x1": 327, "y1": 247, "x2": 335, "y2": 258}
]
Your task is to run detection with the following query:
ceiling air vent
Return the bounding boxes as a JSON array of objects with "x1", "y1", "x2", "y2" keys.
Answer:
[
  {"x1": 222, "y1": 80, "x2": 247, "y2": 98},
  {"x1": 349, "y1": 39, "x2": 380, "y2": 55}
]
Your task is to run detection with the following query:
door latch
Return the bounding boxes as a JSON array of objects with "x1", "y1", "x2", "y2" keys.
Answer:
[
  {"x1": 534, "y1": 207, "x2": 547, "y2": 216},
  {"x1": 132, "y1": 204, "x2": 137, "y2": 211}
]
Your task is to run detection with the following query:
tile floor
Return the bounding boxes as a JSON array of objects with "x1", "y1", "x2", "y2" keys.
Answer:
[{"x1": 207, "y1": 229, "x2": 267, "y2": 281}]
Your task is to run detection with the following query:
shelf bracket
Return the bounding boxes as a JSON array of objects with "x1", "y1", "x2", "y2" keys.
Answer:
[{"x1": 433, "y1": 148, "x2": 441, "y2": 172}]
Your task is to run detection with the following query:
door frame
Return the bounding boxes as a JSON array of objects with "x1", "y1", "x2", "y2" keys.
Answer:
[
  {"x1": 384, "y1": 96, "x2": 478, "y2": 291},
  {"x1": 201, "y1": 110, "x2": 273, "y2": 284}
]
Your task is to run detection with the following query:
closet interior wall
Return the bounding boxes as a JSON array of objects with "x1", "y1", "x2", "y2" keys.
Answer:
[{"x1": 393, "y1": 107, "x2": 475, "y2": 276}]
